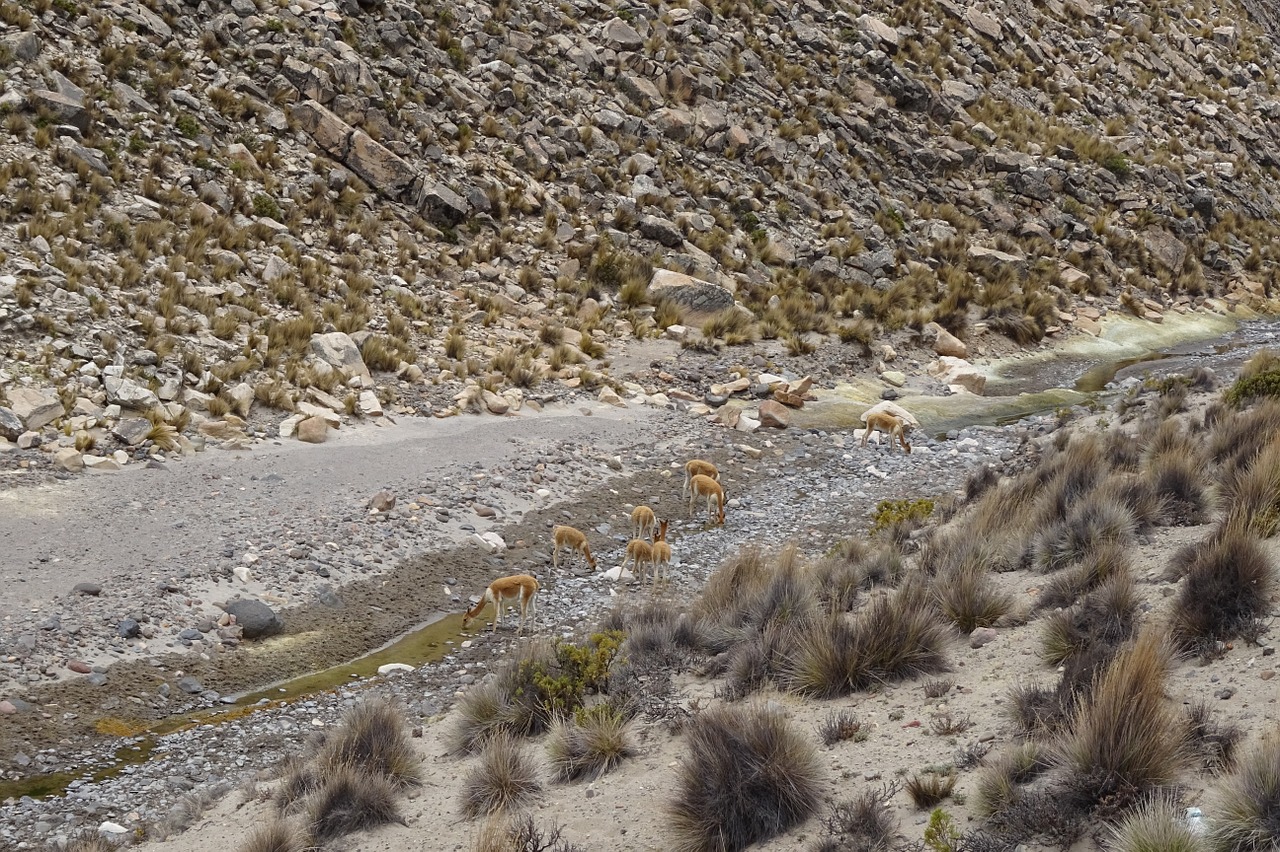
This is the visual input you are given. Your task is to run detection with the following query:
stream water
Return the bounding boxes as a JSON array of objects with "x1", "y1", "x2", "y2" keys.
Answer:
[{"x1": 6, "y1": 314, "x2": 1278, "y2": 802}]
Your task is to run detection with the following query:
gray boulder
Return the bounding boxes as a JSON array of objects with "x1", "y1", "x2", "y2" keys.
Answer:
[
  {"x1": 648, "y1": 269, "x2": 734, "y2": 312},
  {"x1": 224, "y1": 599, "x2": 283, "y2": 639},
  {"x1": 6, "y1": 388, "x2": 63, "y2": 431},
  {"x1": 0, "y1": 407, "x2": 23, "y2": 441}
]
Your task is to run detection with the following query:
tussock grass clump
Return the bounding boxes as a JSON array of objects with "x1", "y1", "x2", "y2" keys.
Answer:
[
  {"x1": 1037, "y1": 540, "x2": 1132, "y2": 610},
  {"x1": 1208, "y1": 400, "x2": 1280, "y2": 475},
  {"x1": 275, "y1": 756, "x2": 322, "y2": 814},
  {"x1": 814, "y1": 786, "x2": 898, "y2": 852},
  {"x1": 1186, "y1": 701, "x2": 1242, "y2": 773},
  {"x1": 975, "y1": 742, "x2": 1047, "y2": 817},
  {"x1": 1207, "y1": 733, "x2": 1280, "y2": 852},
  {"x1": 935, "y1": 562, "x2": 1013, "y2": 632},
  {"x1": 239, "y1": 819, "x2": 309, "y2": 852},
  {"x1": 1059, "y1": 629, "x2": 1188, "y2": 810},
  {"x1": 1145, "y1": 452, "x2": 1213, "y2": 526},
  {"x1": 315, "y1": 699, "x2": 421, "y2": 787},
  {"x1": 1006, "y1": 681, "x2": 1073, "y2": 740},
  {"x1": 1169, "y1": 529, "x2": 1274, "y2": 649},
  {"x1": 546, "y1": 709, "x2": 635, "y2": 782},
  {"x1": 1218, "y1": 439, "x2": 1280, "y2": 538},
  {"x1": 905, "y1": 772, "x2": 956, "y2": 809},
  {"x1": 669, "y1": 703, "x2": 822, "y2": 852},
  {"x1": 1033, "y1": 491, "x2": 1137, "y2": 572},
  {"x1": 788, "y1": 582, "x2": 948, "y2": 699},
  {"x1": 461, "y1": 733, "x2": 543, "y2": 819},
  {"x1": 817, "y1": 709, "x2": 868, "y2": 747},
  {"x1": 1106, "y1": 794, "x2": 1204, "y2": 852},
  {"x1": 307, "y1": 765, "x2": 404, "y2": 842},
  {"x1": 1042, "y1": 570, "x2": 1137, "y2": 671}
]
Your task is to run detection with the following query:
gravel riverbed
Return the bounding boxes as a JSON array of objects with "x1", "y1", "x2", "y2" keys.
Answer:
[{"x1": 0, "y1": 395, "x2": 1039, "y2": 849}]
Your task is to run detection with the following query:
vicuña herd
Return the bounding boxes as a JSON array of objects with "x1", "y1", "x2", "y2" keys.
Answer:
[{"x1": 463, "y1": 411, "x2": 915, "y2": 634}]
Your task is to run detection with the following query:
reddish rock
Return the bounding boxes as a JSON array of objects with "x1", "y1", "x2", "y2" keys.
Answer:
[
  {"x1": 758, "y1": 399, "x2": 791, "y2": 429},
  {"x1": 68, "y1": 660, "x2": 92, "y2": 674}
]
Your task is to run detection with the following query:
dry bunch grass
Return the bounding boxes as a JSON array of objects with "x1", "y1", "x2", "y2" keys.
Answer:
[{"x1": 669, "y1": 703, "x2": 822, "y2": 852}]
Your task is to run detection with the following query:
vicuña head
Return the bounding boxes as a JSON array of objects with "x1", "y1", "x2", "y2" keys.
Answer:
[
  {"x1": 650, "y1": 519, "x2": 671, "y2": 588},
  {"x1": 462, "y1": 574, "x2": 539, "y2": 635},
  {"x1": 688, "y1": 474, "x2": 726, "y2": 525},
  {"x1": 861, "y1": 411, "x2": 913, "y2": 454},
  {"x1": 552, "y1": 524, "x2": 597, "y2": 570},
  {"x1": 683, "y1": 459, "x2": 719, "y2": 499}
]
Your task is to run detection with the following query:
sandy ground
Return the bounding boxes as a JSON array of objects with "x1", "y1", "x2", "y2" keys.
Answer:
[{"x1": 0, "y1": 403, "x2": 670, "y2": 621}]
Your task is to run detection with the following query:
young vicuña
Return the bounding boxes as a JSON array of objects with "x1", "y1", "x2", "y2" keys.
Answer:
[
  {"x1": 861, "y1": 411, "x2": 913, "y2": 454},
  {"x1": 624, "y1": 536, "x2": 654, "y2": 585},
  {"x1": 683, "y1": 459, "x2": 719, "y2": 499},
  {"x1": 688, "y1": 474, "x2": 726, "y2": 525},
  {"x1": 631, "y1": 505, "x2": 657, "y2": 540},
  {"x1": 649, "y1": 519, "x2": 671, "y2": 587},
  {"x1": 462, "y1": 574, "x2": 539, "y2": 635},
  {"x1": 552, "y1": 524, "x2": 596, "y2": 570}
]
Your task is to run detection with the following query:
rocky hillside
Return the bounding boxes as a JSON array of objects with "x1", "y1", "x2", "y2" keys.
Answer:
[{"x1": 1, "y1": 0, "x2": 1280, "y2": 459}]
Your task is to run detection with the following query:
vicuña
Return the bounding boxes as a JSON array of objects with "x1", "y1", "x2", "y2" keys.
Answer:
[
  {"x1": 462, "y1": 574, "x2": 539, "y2": 635},
  {"x1": 624, "y1": 536, "x2": 654, "y2": 585},
  {"x1": 650, "y1": 519, "x2": 671, "y2": 587},
  {"x1": 552, "y1": 524, "x2": 597, "y2": 570},
  {"x1": 683, "y1": 459, "x2": 719, "y2": 499},
  {"x1": 631, "y1": 504, "x2": 657, "y2": 540},
  {"x1": 688, "y1": 473, "x2": 726, "y2": 525},
  {"x1": 861, "y1": 411, "x2": 913, "y2": 454}
]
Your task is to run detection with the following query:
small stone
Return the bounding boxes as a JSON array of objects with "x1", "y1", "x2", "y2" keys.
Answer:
[
  {"x1": 177, "y1": 676, "x2": 203, "y2": 694},
  {"x1": 969, "y1": 627, "x2": 998, "y2": 648},
  {"x1": 67, "y1": 660, "x2": 92, "y2": 674},
  {"x1": 368, "y1": 490, "x2": 396, "y2": 512},
  {"x1": 73, "y1": 582, "x2": 102, "y2": 596},
  {"x1": 117, "y1": 619, "x2": 140, "y2": 639}
]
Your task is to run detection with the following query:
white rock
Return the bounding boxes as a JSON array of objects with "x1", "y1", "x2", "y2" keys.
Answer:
[
  {"x1": 601, "y1": 566, "x2": 634, "y2": 582},
  {"x1": 735, "y1": 414, "x2": 760, "y2": 432},
  {"x1": 83, "y1": 454, "x2": 121, "y2": 472},
  {"x1": 233, "y1": 566, "x2": 253, "y2": 585},
  {"x1": 99, "y1": 822, "x2": 128, "y2": 836},
  {"x1": 377, "y1": 663, "x2": 415, "y2": 675}
]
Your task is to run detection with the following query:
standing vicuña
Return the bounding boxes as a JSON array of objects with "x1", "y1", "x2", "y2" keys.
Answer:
[
  {"x1": 688, "y1": 474, "x2": 726, "y2": 525},
  {"x1": 552, "y1": 524, "x2": 597, "y2": 570},
  {"x1": 650, "y1": 519, "x2": 671, "y2": 587},
  {"x1": 861, "y1": 411, "x2": 913, "y2": 454},
  {"x1": 631, "y1": 505, "x2": 657, "y2": 540},
  {"x1": 683, "y1": 459, "x2": 719, "y2": 499},
  {"x1": 624, "y1": 536, "x2": 654, "y2": 585},
  {"x1": 463, "y1": 574, "x2": 539, "y2": 635}
]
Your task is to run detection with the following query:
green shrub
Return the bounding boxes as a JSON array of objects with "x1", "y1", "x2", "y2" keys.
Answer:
[
  {"x1": 870, "y1": 498, "x2": 935, "y2": 536},
  {"x1": 253, "y1": 193, "x2": 281, "y2": 219},
  {"x1": 175, "y1": 112, "x2": 202, "y2": 138}
]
